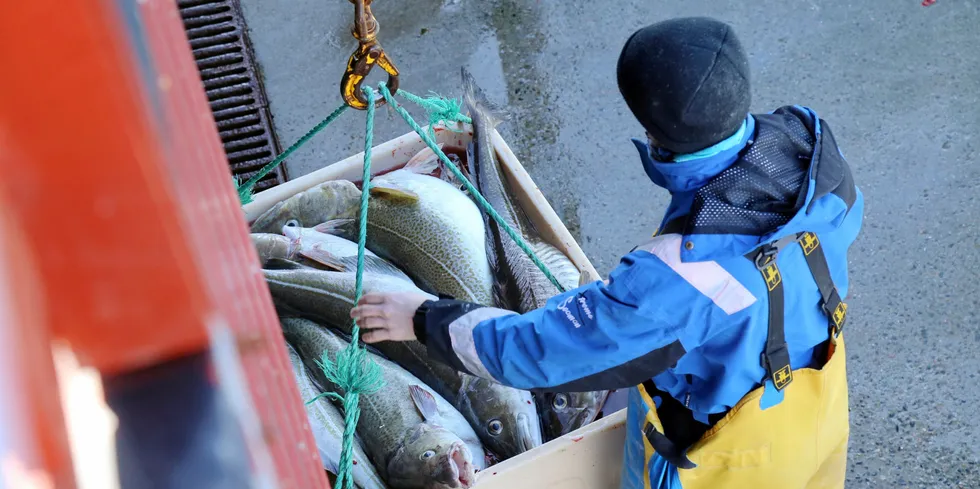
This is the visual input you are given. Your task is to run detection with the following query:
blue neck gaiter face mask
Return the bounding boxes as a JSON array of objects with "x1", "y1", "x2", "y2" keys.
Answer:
[
  {"x1": 648, "y1": 145, "x2": 676, "y2": 163},
  {"x1": 630, "y1": 138, "x2": 673, "y2": 188}
]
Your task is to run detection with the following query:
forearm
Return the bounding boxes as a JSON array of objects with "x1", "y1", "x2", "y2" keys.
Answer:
[
  {"x1": 412, "y1": 281, "x2": 684, "y2": 392},
  {"x1": 413, "y1": 298, "x2": 517, "y2": 381}
]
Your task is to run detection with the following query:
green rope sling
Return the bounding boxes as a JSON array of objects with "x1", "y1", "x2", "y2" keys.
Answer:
[{"x1": 241, "y1": 83, "x2": 568, "y2": 489}]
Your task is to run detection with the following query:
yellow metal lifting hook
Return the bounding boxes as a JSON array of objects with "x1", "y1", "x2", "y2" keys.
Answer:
[{"x1": 341, "y1": 0, "x2": 400, "y2": 110}]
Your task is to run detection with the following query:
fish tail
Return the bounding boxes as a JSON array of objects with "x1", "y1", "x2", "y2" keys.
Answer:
[
  {"x1": 404, "y1": 151, "x2": 441, "y2": 176},
  {"x1": 460, "y1": 67, "x2": 507, "y2": 125},
  {"x1": 315, "y1": 219, "x2": 357, "y2": 238}
]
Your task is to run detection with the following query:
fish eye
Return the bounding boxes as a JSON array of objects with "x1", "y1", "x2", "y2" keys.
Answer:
[
  {"x1": 285, "y1": 219, "x2": 300, "y2": 228},
  {"x1": 552, "y1": 394, "x2": 568, "y2": 410},
  {"x1": 419, "y1": 450, "x2": 436, "y2": 460},
  {"x1": 487, "y1": 419, "x2": 503, "y2": 436}
]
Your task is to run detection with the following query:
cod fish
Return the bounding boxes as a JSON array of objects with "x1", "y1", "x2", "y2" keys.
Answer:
[
  {"x1": 319, "y1": 157, "x2": 495, "y2": 305},
  {"x1": 264, "y1": 267, "x2": 544, "y2": 459},
  {"x1": 346, "y1": 338, "x2": 543, "y2": 461},
  {"x1": 250, "y1": 180, "x2": 362, "y2": 234},
  {"x1": 286, "y1": 343, "x2": 385, "y2": 489},
  {"x1": 250, "y1": 231, "x2": 365, "y2": 273},
  {"x1": 282, "y1": 317, "x2": 485, "y2": 489},
  {"x1": 460, "y1": 67, "x2": 579, "y2": 312},
  {"x1": 281, "y1": 221, "x2": 412, "y2": 282},
  {"x1": 536, "y1": 390, "x2": 610, "y2": 441},
  {"x1": 461, "y1": 67, "x2": 608, "y2": 439},
  {"x1": 264, "y1": 267, "x2": 436, "y2": 328},
  {"x1": 265, "y1": 267, "x2": 542, "y2": 459}
]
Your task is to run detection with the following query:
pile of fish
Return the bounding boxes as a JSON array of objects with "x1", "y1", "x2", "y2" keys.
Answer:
[{"x1": 249, "y1": 69, "x2": 609, "y2": 489}]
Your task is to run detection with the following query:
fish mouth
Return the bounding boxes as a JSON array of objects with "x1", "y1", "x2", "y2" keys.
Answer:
[
  {"x1": 281, "y1": 224, "x2": 300, "y2": 239},
  {"x1": 592, "y1": 390, "x2": 612, "y2": 421},
  {"x1": 550, "y1": 393, "x2": 608, "y2": 437},
  {"x1": 546, "y1": 407, "x2": 592, "y2": 438},
  {"x1": 441, "y1": 442, "x2": 475, "y2": 489},
  {"x1": 569, "y1": 410, "x2": 595, "y2": 433},
  {"x1": 517, "y1": 413, "x2": 543, "y2": 452},
  {"x1": 280, "y1": 227, "x2": 302, "y2": 257}
]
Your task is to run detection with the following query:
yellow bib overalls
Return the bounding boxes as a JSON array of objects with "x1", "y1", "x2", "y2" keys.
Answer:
[{"x1": 621, "y1": 232, "x2": 849, "y2": 489}]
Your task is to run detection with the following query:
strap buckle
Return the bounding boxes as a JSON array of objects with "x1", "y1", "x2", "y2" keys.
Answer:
[
  {"x1": 823, "y1": 288, "x2": 847, "y2": 337},
  {"x1": 753, "y1": 243, "x2": 778, "y2": 271},
  {"x1": 755, "y1": 247, "x2": 782, "y2": 292},
  {"x1": 761, "y1": 343, "x2": 793, "y2": 391}
]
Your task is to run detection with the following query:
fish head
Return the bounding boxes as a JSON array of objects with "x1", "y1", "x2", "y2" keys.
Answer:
[
  {"x1": 537, "y1": 391, "x2": 609, "y2": 440},
  {"x1": 281, "y1": 220, "x2": 303, "y2": 239},
  {"x1": 250, "y1": 181, "x2": 361, "y2": 234},
  {"x1": 281, "y1": 220, "x2": 317, "y2": 256},
  {"x1": 457, "y1": 378, "x2": 542, "y2": 458},
  {"x1": 250, "y1": 198, "x2": 302, "y2": 235},
  {"x1": 386, "y1": 423, "x2": 477, "y2": 489}
]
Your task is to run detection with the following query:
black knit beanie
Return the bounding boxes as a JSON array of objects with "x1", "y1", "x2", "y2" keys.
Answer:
[{"x1": 617, "y1": 17, "x2": 751, "y2": 155}]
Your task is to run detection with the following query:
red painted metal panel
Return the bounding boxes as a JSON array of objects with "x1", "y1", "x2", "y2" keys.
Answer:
[
  {"x1": 131, "y1": 1, "x2": 326, "y2": 487},
  {"x1": 0, "y1": 0, "x2": 326, "y2": 487},
  {"x1": 0, "y1": 0, "x2": 212, "y2": 375}
]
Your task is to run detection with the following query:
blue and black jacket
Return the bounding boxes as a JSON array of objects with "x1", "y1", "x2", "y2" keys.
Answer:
[{"x1": 413, "y1": 105, "x2": 863, "y2": 426}]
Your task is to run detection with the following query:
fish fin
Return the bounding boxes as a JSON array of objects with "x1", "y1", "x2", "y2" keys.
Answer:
[
  {"x1": 531, "y1": 241, "x2": 581, "y2": 292},
  {"x1": 314, "y1": 219, "x2": 355, "y2": 235},
  {"x1": 486, "y1": 230, "x2": 514, "y2": 310},
  {"x1": 404, "y1": 154, "x2": 440, "y2": 176},
  {"x1": 408, "y1": 144, "x2": 442, "y2": 164},
  {"x1": 368, "y1": 181, "x2": 420, "y2": 203},
  {"x1": 488, "y1": 228, "x2": 526, "y2": 310},
  {"x1": 464, "y1": 144, "x2": 478, "y2": 188},
  {"x1": 460, "y1": 67, "x2": 507, "y2": 124},
  {"x1": 405, "y1": 144, "x2": 443, "y2": 175},
  {"x1": 409, "y1": 385, "x2": 441, "y2": 421},
  {"x1": 299, "y1": 247, "x2": 348, "y2": 272},
  {"x1": 361, "y1": 256, "x2": 414, "y2": 282},
  {"x1": 462, "y1": 142, "x2": 483, "y2": 204}
]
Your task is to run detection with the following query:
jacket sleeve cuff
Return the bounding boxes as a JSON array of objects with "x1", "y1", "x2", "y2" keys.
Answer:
[
  {"x1": 412, "y1": 300, "x2": 435, "y2": 345},
  {"x1": 411, "y1": 298, "x2": 513, "y2": 380}
]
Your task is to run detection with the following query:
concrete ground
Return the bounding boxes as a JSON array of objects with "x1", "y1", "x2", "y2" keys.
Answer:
[{"x1": 239, "y1": 0, "x2": 980, "y2": 486}]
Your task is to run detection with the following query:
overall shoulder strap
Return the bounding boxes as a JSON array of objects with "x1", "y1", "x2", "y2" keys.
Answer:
[
  {"x1": 798, "y1": 232, "x2": 848, "y2": 338},
  {"x1": 749, "y1": 231, "x2": 848, "y2": 393}
]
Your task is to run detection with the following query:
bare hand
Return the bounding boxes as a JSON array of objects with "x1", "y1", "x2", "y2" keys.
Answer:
[{"x1": 350, "y1": 292, "x2": 430, "y2": 343}]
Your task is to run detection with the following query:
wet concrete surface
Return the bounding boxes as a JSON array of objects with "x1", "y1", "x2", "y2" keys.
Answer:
[{"x1": 238, "y1": 0, "x2": 980, "y2": 486}]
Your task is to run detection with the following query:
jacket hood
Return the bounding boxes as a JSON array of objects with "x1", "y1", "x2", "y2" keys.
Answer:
[{"x1": 632, "y1": 105, "x2": 858, "y2": 262}]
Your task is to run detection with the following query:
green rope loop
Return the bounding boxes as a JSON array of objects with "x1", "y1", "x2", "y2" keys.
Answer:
[
  {"x1": 237, "y1": 103, "x2": 349, "y2": 205},
  {"x1": 395, "y1": 89, "x2": 472, "y2": 140},
  {"x1": 379, "y1": 82, "x2": 567, "y2": 293}
]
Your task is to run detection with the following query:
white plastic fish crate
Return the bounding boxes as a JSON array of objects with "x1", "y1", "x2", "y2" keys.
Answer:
[{"x1": 242, "y1": 123, "x2": 627, "y2": 489}]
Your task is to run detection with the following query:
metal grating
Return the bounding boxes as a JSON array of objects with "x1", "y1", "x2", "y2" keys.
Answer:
[{"x1": 177, "y1": 0, "x2": 287, "y2": 192}]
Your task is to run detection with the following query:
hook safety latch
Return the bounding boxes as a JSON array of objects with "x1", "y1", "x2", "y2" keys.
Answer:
[{"x1": 341, "y1": 0, "x2": 399, "y2": 109}]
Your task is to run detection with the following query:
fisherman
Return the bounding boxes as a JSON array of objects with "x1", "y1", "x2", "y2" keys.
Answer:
[{"x1": 351, "y1": 16, "x2": 863, "y2": 489}]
